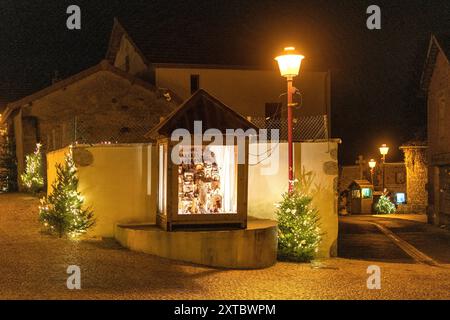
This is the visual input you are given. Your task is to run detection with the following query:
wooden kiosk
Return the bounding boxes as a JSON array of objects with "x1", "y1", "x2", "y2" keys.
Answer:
[
  {"x1": 348, "y1": 179, "x2": 374, "y2": 214},
  {"x1": 146, "y1": 89, "x2": 258, "y2": 231}
]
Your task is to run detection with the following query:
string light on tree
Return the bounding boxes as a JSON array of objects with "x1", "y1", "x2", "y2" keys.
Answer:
[
  {"x1": 20, "y1": 143, "x2": 44, "y2": 194},
  {"x1": 39, "y1": 146, "x2": 95, "y2": 238}
]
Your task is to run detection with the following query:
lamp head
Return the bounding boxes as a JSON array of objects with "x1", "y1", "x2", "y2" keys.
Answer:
[
  {"x1": 275, "y1": 47, "x2": 304, "y2": 78},
  {"x1": 379, "y1": 144, "x2": 389, "y2": 156},
  {"x1": 368, "y1": 159, "x2": 376, "y2": 169}
]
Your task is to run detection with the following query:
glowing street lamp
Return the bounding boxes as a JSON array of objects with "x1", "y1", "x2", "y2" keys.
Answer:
[
  {"x1": 379, "y1": 144, "x2": 389, "y2": 191},
  {"x1": 275, "y1": 47, "x2": 305, "y2": 192},
  {"x1": 379, "y1": 144, "x2": 389, "y2": 160},
  {"x1": 368, "y1": 159, "x2": 376, "y2": 185}
]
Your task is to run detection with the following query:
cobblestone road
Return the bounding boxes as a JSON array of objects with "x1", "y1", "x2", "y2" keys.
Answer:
[{"x1": 1, "y1": 193, "x2": 449, "y2": 299}]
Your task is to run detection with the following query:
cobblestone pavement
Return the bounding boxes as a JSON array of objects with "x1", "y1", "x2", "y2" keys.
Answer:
[{"x1": 1, "y1": 193, "x2": 450, "y2": 300}]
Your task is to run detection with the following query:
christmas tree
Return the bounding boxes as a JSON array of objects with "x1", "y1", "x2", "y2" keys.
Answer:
[
  {"x1": 0, "y1": 125, "x2": 17, "y2": 192},
  {"x1": 20, "y1": 143, "x2": 44, "y2": 194},
  {"x1": 375, "y1": 194, "x2": 396, "y2": 214},
  {"x1": 39, "y1": 150, "x2": 95, "y2": 238},
  {"x1": 276, "y1": 174, "x2": 322, "y2": 262}
]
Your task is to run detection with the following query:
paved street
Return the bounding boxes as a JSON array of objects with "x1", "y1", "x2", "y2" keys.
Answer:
[
  {"x1": 339, "y1": 215, "x2": 450, "y2": 264},
  {"x1": 1, "y1": 193, "x2": 450, "y2": 300}
]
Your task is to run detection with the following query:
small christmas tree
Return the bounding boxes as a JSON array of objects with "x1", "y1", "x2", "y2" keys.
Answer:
[
  {"x1": 39, "y1": 150, "x2": 95, "y2": 238},
  {"x1": 375, "y1": 194, "x2": 396, "y2": 214},
  {"x1": 21, "y1": 143, "x2": 44, "y2": 194},
  {"x1": 276, "y1": 174, "x2": 322, "y2": 262}
]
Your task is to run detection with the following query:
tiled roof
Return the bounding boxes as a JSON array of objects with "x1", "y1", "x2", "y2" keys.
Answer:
[
  {"x1": 0, "y1": 82, "x2": 36, "y2": 112},
  {"x1": 435, "y1": 33, "x2": 450, "y2": 59},
  {"x1": 420, "y1": 33, "x2": 450, "y2": 93},
  {"x1": 146, "y1": 89, "x2": 258, "y2": 139},
  {"x1": 110, "y1": 5, "x2": 266, "y2": 68}
]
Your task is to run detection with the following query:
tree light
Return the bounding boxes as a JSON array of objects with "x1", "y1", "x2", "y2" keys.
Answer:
[{"x1": 275, "y1": 47, "x2": 305, "y2": 78}]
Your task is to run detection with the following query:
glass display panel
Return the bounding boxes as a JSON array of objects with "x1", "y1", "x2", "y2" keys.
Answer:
[
  {"x1": 178, "y1": 145, "x2": 237, "y2": 214},
  {"x1": 361, "y1": 188, "x2": 372, "y2": 199},
  {"x1": 352, "y1": 189, "x2": 361, "y2": 199}
]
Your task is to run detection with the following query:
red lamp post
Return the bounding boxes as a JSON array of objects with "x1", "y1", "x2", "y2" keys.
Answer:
[
  {"x1": 275, "y1": 47, "x2": 304, "y2": 192},
  {"x1": 368, "y1": 159, "x2": 376, "y2": 185},
  {"x1": 379, "y1": 144, "x2": 389, "y2": 192}
]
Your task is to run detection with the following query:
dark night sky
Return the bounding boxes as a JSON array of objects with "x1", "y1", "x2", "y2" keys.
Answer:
[{"x1": 1, "y1": 0, "x2": 449, "y2": 164}]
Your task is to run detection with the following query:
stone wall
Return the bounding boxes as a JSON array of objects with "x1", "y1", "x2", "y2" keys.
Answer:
[
  {"x1": 401, "y1": 146, "x2": 428, "y2": 214},
  {"x1": 14, "y1": 67, "x2": 177, "y2": 180},
  {"x1": 427, "y1": 48, "x2": 450, "y2": 225}
]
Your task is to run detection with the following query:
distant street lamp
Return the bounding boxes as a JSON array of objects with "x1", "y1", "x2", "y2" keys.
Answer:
[
  {"x1": 275, "y1": 47, "x2": 305, "y2": 192},
  {"x1": 368, "y1": 159, "x2": 376, "y2": 185},
  {"x1": 379, "y1": 144, "x2": 389, "y2": 191}
]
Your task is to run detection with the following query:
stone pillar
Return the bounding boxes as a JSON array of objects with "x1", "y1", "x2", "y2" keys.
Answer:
[{"x1": 400, "y1": 145, "x2": 428, "y2": 214}]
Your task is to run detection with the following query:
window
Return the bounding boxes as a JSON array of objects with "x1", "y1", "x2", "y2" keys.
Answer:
[
  {"x1": 361, "y1": 188, "x2": 372, "y2": 199},
  {"x1": 125, "y1": 55, "x2": 130, "y2": 72},
  {"x1": 190, "y1": 74, "x2": 200, "y2": 94},
  {"x1": 395, "y1": 172, "x2": 406, "y2": 184},
  {"x1": 395, "y1": 193, "x2": 406, "y2": 204},
  {"x1": 438, "y1": 98, "x2": 446, "y2": 149},
  {"x1": 178, "y1": 145, "x2": 237, "y2": 215},
  {"x1": 352, "y1": 189, "x2": 361, "y2": 199}
]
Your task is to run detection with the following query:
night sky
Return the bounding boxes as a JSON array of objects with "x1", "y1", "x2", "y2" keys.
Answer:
[{"x1": 1, "y1": 0, "x2": 449, "y2": 164}]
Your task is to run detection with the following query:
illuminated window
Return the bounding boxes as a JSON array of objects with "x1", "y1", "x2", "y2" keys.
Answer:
[
  {"x1": 178, "y1": 145, "x2": 237, "y2": 214},
  {"x1": 396, "y1": 193, "x2": 406, "y2": 204},
  {"x1": 352, "y1": 190, "x2": 361, "y2": 198},
  {"x1": 361, "y1": 188, "x2": 372, "y2": 199}
]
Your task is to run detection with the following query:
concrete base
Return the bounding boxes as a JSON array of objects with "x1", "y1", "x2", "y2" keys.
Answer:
[{"x1": 115, "y1": 218, "x2": 278, "y2": 269}]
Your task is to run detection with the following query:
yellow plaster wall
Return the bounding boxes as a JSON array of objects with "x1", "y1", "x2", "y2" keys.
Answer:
[
  {"x1": 155, "y1": 67, "x2": 330, "y2": 119},
  {"x1": 47, "y1": 144, "x2": 156, "y2": 237}
]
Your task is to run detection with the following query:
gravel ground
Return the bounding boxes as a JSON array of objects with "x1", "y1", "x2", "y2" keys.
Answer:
[{"x1": 1, "y1": 193, "x2": 450, "y2": 300}]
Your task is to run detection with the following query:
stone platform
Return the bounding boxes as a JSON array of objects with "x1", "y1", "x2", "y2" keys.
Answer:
[{"x1": 115, "y1": 218, "x2": 278, "y2": 269}]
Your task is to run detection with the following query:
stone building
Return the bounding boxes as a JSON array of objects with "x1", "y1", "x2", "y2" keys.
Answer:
[
  {"x1": 339, "y1": 157, "x2": 406, "y2": 195},
  {"x1": 399, "y1": 144, "x2": 428, "y2": 214},
  {"x1": 0, "y1": 60, "x2": 178, "y2": 187},
  {"x1": 420, "y1": 33, "x2": 450, "y2": 225}
]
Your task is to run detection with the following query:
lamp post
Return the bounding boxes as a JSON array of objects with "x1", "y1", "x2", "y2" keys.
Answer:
[
  {"x1": 275, "y1": 47, "x2": 304, "y2": 193},
  {"x1": 379, "y1": 144, "x2": 389, "y2": 192},
  {"x1": 368, "y1": 159, "x2": 376, "y2": 185}
]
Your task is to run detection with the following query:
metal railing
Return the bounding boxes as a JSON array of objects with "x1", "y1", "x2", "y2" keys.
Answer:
[
  {"x1": 44, "y1": 114, "x2": 329, "y2": 152},
  {"x1": 249, "y1": 115, "x2": 329, "y2": 141}
]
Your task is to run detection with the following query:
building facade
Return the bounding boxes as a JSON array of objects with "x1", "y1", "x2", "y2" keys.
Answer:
[
  {"x1": 421, "y1": 34, "x2": 450, "y2": 225},
  {"x1": 105, "y1": 18, "x2": 332, "y2": 133},
  {"x1": 0, "y1": 61, "x2": 177, "y2": 188},
  {"x1": 399, "y1": 145, "x2": 428, "y2": 214}
]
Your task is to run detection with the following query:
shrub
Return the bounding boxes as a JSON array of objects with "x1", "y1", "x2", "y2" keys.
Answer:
[{"x1": 375, "y1": 194, "x2": 396, "y2": 214}]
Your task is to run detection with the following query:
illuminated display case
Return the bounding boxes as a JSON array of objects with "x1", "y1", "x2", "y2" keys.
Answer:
[
  {"x1": 147, "y1": 90, "x2": 257, "y2": 231},
  {"x1": 156, "y1": 138, "x2": 247, "y2": 231},
  {"x1": 348, "y1": 179, "x2": 374, "y2": 214}
]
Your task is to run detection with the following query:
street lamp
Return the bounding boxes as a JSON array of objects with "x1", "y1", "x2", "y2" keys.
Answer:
[
  {"x1": 379, "y1": 144, "x2": 389, "y2": 192},
  {"x1": 275, "y1": 47, "x2": 305, "y2": 192},
  {"x1": 368, "y1": 159, "x2": 376, "y2": 185}
]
